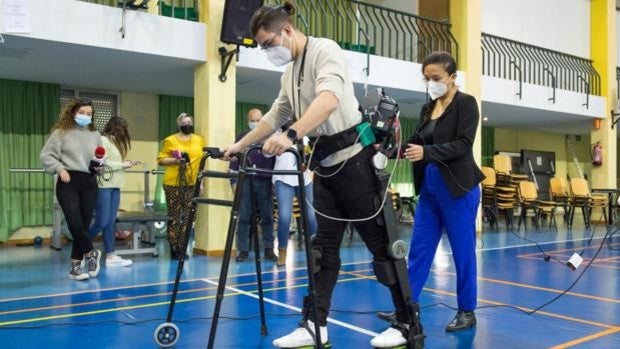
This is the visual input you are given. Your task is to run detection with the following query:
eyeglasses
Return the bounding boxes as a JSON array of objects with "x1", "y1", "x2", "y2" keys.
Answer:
[{"x1": 259, "y1": 33, "x2": 280, "y2": 51}]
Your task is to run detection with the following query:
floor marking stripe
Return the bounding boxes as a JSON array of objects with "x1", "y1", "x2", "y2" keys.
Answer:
[
  {"x1": 201, "y1": 278, "x2": 380, "y2": 337},
  {"x1": 548, "y1": 326, "x2": 620, "y2": 348}
]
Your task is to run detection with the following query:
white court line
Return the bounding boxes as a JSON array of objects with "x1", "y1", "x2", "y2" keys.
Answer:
[{"x1": 201, "y1": 278, "x2": 380, "y2": 338}]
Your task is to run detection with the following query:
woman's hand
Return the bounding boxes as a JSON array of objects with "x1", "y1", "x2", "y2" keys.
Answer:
[
  {"x1": 404, "y1": 144, "x2": 424, "y2": 162},
  {"x1": 122, "y1": 160, "x2": 134, "y2": 169},
  {"x1": 59, "y1": 169, "x2": 71, "y2": 183}
]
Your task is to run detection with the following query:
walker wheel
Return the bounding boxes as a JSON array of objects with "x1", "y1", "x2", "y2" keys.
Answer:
[{"x1": 154, "y1": 322, "x2": 180, "y2": 347}]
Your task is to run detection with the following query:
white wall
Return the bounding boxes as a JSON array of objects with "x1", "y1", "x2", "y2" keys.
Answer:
[
  {"x1": 0, "y1": 0, "x2": 206, "y2": 62},
  {"x1": 482, "y1": 0, "x2": 590, "y2": 58},
  {"x1": 366, "y1": 0, "x2": 417, "y2": 14}
]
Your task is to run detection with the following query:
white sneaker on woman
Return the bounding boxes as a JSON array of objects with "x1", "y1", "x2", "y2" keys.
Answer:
[
  {"x1": 272, "y1": 320, "x2": 329, "y2": 348},
  {"x1": 85, "y1": 249, "x2": 101, "y2": 278},
  {"x1": 106, "y1": 254, "x2": 133, "y2": 268}
]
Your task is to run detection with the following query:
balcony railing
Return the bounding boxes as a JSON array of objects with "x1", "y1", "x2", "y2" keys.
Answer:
[
  {"x1": 264, "y1": 0, "x2": 458, "y2": 64},
  {"x1": 482, "y1": 33, "x2": 600, "y2": 96},
  {"x1": 80, "y1": 0, "x2": 198, "y2": 21}
]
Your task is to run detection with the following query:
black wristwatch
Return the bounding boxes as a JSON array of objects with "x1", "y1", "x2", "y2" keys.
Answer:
[{"x1": 285, "y1": 128, "x2": 298, "y2": 144}]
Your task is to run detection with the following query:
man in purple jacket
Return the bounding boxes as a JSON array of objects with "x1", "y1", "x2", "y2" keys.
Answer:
[{"x1": 229, "y1": 109, "x2": 277, "y2": 262}]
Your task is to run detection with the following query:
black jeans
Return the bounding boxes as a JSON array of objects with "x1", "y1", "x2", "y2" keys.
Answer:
[
  {"x1": 56, "y1": 171, "x2": 98, "y2": 260},
  {"x1": 309, "y1": 147, "x2": 407, "y2": 325}
]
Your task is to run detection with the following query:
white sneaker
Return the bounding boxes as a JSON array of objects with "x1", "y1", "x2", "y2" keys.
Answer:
[
  {"x1": 106, "y1": 254, "x2": 133, "y2": 268},
  {"x1": 86, "y1": 249, "x2": 101, "y2": 278},
  {"x1": 370, "y1": 326, "x2": 407, "y2": 348},
  {"x1": 69, "y1": 261, "x2": 89, "y2": 281},
  {"x1": 272, "y1": 320, "x2": 328, "y2": 348}
]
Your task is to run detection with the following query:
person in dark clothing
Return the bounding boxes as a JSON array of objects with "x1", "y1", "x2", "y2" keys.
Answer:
[
  {"x1": 228, "y1": 108, "x2": 277, "y2": 262},
  {"x1": 224, "y1": 2, "x2": 423, "y2": 347},
  {"x1": 405, "y1": 51, "x2": 485, "y2": 332}
]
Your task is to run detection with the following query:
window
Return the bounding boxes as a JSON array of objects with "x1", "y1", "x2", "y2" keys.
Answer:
[{"x1": 60, "y1": 88, "x2": 119, "y2": 131}]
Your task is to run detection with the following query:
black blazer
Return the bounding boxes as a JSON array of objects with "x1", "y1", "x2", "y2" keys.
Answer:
[{"x1": 407, "y1": 90, "x2": 485, "y2": 198}]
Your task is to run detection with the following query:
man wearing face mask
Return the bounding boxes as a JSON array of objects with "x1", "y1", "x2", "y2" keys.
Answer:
[
  {"x1": 400, "y1": 51, "x2": 485, "y2": 332},
  {"x1": 223, "y1": 2, "x2": 424, "y2": 348},
  {"x1": 228, "y1": 108, "x2": 277, "y2": 262},
  {"x1": 157, "y1": 113, "x2": 205, "y2": 259}
]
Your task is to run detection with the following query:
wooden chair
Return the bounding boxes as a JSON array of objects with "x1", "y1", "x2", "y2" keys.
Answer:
[
  {"x1": 481, "y1": 166, "x2": 518, "y2": 231},
  {"x1": 493, "y1": 154, "x2": 529, "y2": 186},
  {"x1": 549, "y1": 177, "x2": 571, "y2": 222},
  {"x1": 568, "y1": 178, "x2": 608, "y2": 229},
  {"x1": 517, "y1": 181, "x2": 557, "y2": 231}
]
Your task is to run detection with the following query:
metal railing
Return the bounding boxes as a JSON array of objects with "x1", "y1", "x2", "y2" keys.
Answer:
[
  {"x1": 265, "y1": 0, "x2": 457, "y2": 64},
  {"x1": 482, "y1": 33, "x2": 601, "y2": 96},
  {"x1": 79, "y1": 0, "x2": 199, "y2": 21}
]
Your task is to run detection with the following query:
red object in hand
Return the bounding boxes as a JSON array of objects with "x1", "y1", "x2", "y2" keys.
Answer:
[{"x1": 95, "y1": 146, "x2": 106, "y2": 159}]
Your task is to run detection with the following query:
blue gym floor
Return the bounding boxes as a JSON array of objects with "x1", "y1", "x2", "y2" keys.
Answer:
[{"x1": 0, "y1": 218, "x2": 618, "y2": 348}]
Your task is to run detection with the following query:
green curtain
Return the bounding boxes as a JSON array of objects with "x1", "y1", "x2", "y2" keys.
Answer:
[
  {"x1": 482, "y1": 126, "x2": 495, "y2": 167},
  {"x1": 154, "y1": 99, "x2": 268, "y2": 209},
  {"x1": 236, "y1": 103, "x2": 269, "y2": 135},
  {"x1": 387, "y1": 117, "x2": 417, "y2": 197},
  {"x1": 154, "y1": 95, "x2": 195, "y2": 211},
  {"x1": 0, "y1": 79, "x2": 60, "y2": 242}
]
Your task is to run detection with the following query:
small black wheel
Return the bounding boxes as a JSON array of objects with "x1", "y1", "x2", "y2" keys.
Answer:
[{"x1": 154, "y1": 322, "x2": 180, "y2": 347}]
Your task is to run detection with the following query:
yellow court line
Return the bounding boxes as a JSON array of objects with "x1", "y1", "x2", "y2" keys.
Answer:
[
  {"x1": 0, "y1": 269, "x2": 373, "y2": 316},
  {"x1": 594, "y1": 255, "x2": 620, "y2": 262},
  {"x1": 518, "y1": 242, "x2": 620, "y2": 258},
  {"x1": 548, "y1": 326, "x2": 620, "y2": 349},
  {"x1": 0, "y1": 275, "x2": 369, "y2": 327},
  {"x1": 517, "y1": 255, "x2": 620, "y2": 270},
  {"x1": 0, "y1": 260, "x2": 374, "y2": 303},
  {"x1": 430, "y1": 269, "x2": 620, "y2": 304},
  {"x1": 342, "y1": 271, "x2": 617, "y2": 330}
]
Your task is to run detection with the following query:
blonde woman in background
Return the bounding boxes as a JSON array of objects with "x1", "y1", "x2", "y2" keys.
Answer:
[{"x1": 157, "y1": 113, "x2": 205, "y2": 259}]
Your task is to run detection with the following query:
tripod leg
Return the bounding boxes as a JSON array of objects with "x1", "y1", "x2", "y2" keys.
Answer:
[
  {"x1": 249, "y1": 176, "x2": 268, "y2": 336},
  {"x1": 296, "y1": 172, "x2": 324, "y2": 349}
]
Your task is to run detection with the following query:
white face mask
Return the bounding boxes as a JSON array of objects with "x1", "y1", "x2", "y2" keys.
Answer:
[
  {"x1": 427, "y1": 80, "x2": 448, "y2": 100},
  {"x1": 265, "y1": 33, "x2": 293, "y2": 67},
  {"x1": 248, "y1": 121, "x2": 258, "y2": 130}
]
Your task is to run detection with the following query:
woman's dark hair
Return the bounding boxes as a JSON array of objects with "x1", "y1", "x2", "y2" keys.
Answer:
[
  {"x1": 52, "y1": 98, "x2": 96, "y2": 132},
  {"x1": 250, "y1": 0, "x2": 296, "y2": 36},
  {"x1": 422, "y1": 51, "x2": 457, "y2": 75},
  {"x1": 102, "y1": 116, "x2": 131, "y2": 159}
]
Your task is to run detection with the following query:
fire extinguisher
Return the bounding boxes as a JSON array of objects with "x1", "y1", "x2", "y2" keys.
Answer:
[{"x1": 591, "y1": 141, "x2": 603, "y2": 166}]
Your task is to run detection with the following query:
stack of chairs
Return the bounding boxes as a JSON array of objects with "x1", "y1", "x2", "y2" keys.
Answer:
[
  {"x1": 517, "y1": 180, "x2": 557, "y2": 231},
  {"x1": 568, "y1": 178, "x2": 608, "y2": 229},
  {"x1": 549, "y1": 177, "x2": 571, "y2": 223},
  {"x1": 481, "y1": 166, "x2": 518, "y2": 231},
  {"x1": 493, "y1": 154, "x2": 529, "y2": 187}
]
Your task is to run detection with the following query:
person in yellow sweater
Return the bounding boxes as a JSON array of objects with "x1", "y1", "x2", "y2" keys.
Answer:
[
  {"x1": 88, "y1": 116, "x2": 137, "y2": 267},
  {"x1": 157, "y1": 113, "x2": 205, "y2": 259}
]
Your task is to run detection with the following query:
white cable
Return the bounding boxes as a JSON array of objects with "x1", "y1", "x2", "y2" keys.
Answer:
[
  {"x1": 309, "y1": 123, "x2": 371, "y2": 179},
  {"x1": 303, "y1": 117, "x2": 403, "y2": 223}
]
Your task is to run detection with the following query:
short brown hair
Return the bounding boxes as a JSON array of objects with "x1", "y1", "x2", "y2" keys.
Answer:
[{"x1": 250, "y1": 0, "x2": 296, "y2": 37}]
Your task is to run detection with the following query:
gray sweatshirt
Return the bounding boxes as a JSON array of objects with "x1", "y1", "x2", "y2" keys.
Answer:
[{"x1": 40, "y1": 127, "x2": 102, "y2": 174}]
